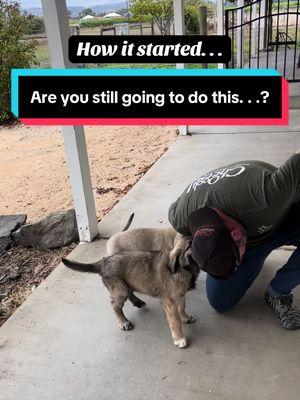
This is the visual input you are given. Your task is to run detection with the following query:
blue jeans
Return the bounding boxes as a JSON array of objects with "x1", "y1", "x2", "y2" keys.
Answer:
[{"x1": 206, "y1": 202, "x2": 300, "y2": 313}]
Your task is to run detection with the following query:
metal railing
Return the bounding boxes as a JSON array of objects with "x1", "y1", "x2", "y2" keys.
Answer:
[{"x1": 225, "y1": 0, "x2": 300, "y2": 81}]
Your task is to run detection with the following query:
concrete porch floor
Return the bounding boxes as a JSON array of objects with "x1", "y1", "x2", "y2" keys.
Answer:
[{"x1": 1, "y1": 116, "x2": 300, "y2": 400}]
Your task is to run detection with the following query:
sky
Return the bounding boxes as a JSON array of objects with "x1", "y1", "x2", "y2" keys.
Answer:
[{"x1": 19, "y1": 0, "x2": 124, "y2": 8}]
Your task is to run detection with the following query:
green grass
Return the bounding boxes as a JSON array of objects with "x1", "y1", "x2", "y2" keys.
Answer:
[
  {"x1": 79, "y1": 27, "x2": 102, "y2": 35},
  {"x1": 34, "y1": 43, "x2": 51, "y2": 68},
  {"x1": 33, "y1": 42, "x2": 218, "y2": 70}
]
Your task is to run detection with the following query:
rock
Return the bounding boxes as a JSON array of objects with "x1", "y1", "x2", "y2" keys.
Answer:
[
  {"x1": 0, "y1": 214, "x2": 27, "y2": 255},
  {"x1": 12, "y1": 209, "x2": 79, "y2": 250}
]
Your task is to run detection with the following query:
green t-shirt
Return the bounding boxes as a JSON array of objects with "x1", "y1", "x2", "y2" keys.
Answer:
[{"x1": 168, "y1": 155, "x2": 300, "y2": 246}]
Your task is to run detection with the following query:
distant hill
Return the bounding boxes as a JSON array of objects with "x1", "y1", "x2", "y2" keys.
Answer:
[
  {"x1": 23, "y1": 2, "x2": 127, "y2": 17},
  {"x1": 91, "y1": 3, "x2": 127, "y2": 15},
  {"x1": 23, "y1": 7, "x2": 43, "y2": 16}
]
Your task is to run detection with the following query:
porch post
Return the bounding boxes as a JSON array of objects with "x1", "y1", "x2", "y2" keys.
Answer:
[
  {"x1": 173, "y1": 0, "x2": 188, "y2": 135},
  {"x1": 41, "y1": 0, "x2": 98, "y2": 242},
  {"x1": 217, "y1": 0, "x2": 224, "y2": 69},
  {"x1": 236, "y1": 0, "x2": 244, "y2": 68},
  {"x1": 251, "y1": 4, "x2": 257, "y2": 61},
  {"x1": 260, "y1": 0, "x2": 267, "y2": 50}
]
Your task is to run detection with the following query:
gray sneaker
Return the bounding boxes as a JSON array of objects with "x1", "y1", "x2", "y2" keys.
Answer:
[{"x1": 265, "y1": 292, "x2": 300, "y2": 330}]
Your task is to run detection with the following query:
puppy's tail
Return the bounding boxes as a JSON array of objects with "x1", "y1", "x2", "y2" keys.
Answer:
[
  {"x1": 122, "y1": 213, "x2": 134, "y2": 231},
  {"x1": 61, "y1": 258, "x2": 101, "y2": 274}
]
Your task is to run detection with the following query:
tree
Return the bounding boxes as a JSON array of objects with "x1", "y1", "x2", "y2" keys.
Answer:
[
  {"x1": 116, "y1": 8, "x2": 128, "y2": 15},
  {"x1": 185, "y1": 0, "x2": 207, "y2": 34},
  {"x1": 131, "y1": 0, "x2": 173, "y2": 35},
  {"x1": 26, "y1": 16, "x2": 45, "y2": 35},
  {"x1": 78, "y1": 8, "x2": 95, "y2": 19},
  {"x1": 0, "y1": 0, "x2": 36, "y2": 124}
]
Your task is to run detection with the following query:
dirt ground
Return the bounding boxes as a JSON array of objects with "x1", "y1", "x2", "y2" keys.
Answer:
[
  {"x1": 0, "y1": 244, "x2": 75, "y2": 326},
  {"x1": 0, "y1": 124, "x2": 177, "y2": 221},
  {"x1": 0, "y1": 124, "x2": 177, "y2": 326}
]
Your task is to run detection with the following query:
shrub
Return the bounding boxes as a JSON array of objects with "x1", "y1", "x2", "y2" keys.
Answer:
[
  {"x1": 79, "y1": 16, "x2": 151, "y2": 28},
  {"x1": 131, "y1": 0, "x2": 173, "y2": 35},
  {"x1": 80, "y1": 17, "x2": 127, "y2": 28},
  {"x1": 78, "y1": 8, "x2": 95, "y2": 19},
  {"x1": 0, "y1": 1, "x2": 37, "y2": 124},
  {"x1": 26, "y1": 16, "x2": 45, "y2": 35},
  {"x1": 185, "y1": 3, "x2": 199, "y2": 34}
]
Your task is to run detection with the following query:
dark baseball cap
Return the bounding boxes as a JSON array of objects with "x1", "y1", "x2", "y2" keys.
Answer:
[{"x1": 188, "y1": 207, "x2": 241, "y2": 279}]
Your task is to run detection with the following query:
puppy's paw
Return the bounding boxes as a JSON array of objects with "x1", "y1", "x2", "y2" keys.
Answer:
[
  {"x1": 173, "y1": 337, "x2": 187, "y2": 349},
  {"x1": 120, "y1": 320, "x2": 134, "y2": 331},
  {"x1": 183, "y1": 315, "x2": 196, "y2": 324}
]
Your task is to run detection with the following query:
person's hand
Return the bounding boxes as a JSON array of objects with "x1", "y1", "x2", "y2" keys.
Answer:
[{"x1": 296, "y1": 149, "x2": 300, "y2": 154}]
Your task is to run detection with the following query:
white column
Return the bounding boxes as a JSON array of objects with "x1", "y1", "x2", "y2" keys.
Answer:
[
  {"x1": 236, "y1": 0, "x2": 244, "y2": 68},
  {"x1": 259, "y1": 0, "x2": 267, "y2": 50},
  {"x1": 41, "y1": 0, "x2": 98, "y2": 242},
  {"x1": 251, "y1": 4, "x2": 257, "y2": 62},
  {"x1": 173, "y1": 0, "x2": 188, "y2": 136},
  {"x1": 217, "y1": 0, "x2": 224, "y2": 69},
  {"x1": 173, "y1": 0, "x2": 185, "y2": 70}
]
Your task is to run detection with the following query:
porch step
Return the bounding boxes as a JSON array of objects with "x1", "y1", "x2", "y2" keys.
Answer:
[
  {"x1": 290, "y1": 82, "x2": 300, "y2": 109},
  {"x1": 188, "y1": 110, "x2": 300, "y2": 134}
]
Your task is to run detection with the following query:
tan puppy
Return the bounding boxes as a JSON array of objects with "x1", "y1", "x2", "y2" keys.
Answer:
[
  {"x1": 106, "y1": 215, "x2": 194, "y2": 333},
  {"x1": 107, "y1": 227, "x2": 178, "y2": 255},
  {"x1": 106, "y1": 216, "x2": 190, "y2": 271},
  {"x1": 62, "y1": 246, "x2": 199, "y2": 348}
]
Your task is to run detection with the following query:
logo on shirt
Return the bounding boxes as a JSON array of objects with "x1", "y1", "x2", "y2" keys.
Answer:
[
  {"x1": 187, "y1": 164, "x2": 250, "y2": 193},
  {"x1": 257, "y1": 225, "x2": 273, "y2": 234}
]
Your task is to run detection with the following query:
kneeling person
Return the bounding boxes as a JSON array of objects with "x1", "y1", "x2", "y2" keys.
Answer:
[{"x1": 168, "y1": 152, "x2": 300, "y2": 330}]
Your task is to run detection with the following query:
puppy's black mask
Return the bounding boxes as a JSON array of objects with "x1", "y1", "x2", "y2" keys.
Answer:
[
  {"x1": 169, "y1": 251, "x2": 200, "y2": 290},
  {"x1": 186, "y1": 254, "x2": 200, "y2": 290}
]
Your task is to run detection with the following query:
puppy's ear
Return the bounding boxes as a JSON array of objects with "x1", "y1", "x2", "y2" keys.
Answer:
[
  {"x1": 168, "y1": 254, "x2": 180, "y2": 274},
  {"x1": 184, "y1": 239, "x2": 192, "y2": 251}
]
